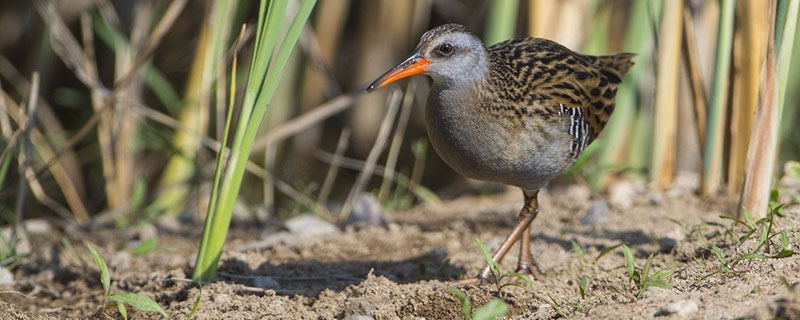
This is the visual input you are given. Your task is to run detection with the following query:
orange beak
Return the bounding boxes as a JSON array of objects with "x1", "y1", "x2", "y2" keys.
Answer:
[{"x1": 366, "y1": 53, "x2": 429, "y2": 92}]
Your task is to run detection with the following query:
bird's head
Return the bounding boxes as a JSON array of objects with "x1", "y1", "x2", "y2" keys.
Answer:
[{"x1": 367, "y1": 24, "x2": 488, "y2": 92}]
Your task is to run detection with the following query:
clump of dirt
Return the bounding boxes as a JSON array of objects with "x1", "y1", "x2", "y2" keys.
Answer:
[{"x1": 2, "y1": 187, "x2": 800, "y2": 319}]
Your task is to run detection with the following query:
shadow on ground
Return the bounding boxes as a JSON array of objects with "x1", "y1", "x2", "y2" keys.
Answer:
[{"x1": 215, "y1": 248, "x2": 467, "y2": 296}]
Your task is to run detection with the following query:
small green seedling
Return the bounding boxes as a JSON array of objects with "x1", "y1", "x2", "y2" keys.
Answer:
[
  {"x1": 187, "y1": 285, "x2": 203, "y2": 320},
  {"x1": 620, "y1": 245, "x2": 673, "y2": 298},
  {"x1": 571, "y1": 240, "x2": 585, "y2": 261},
  {"x1": 131, "y1": 237, "x2": 158, "y2": 256},
  {"x1": 711, "y1": 244, "x2": 732, "y2": 272},
  {"x1": 447, "y1": 287, "x2": 508, "y2": 320},
  {"x1": 578, "y1": 275, "x2": 588, "y2": 300},
  {"x1": 714, "y1": 190, "x2": 797, "y2": 269},
  {"x1": 475, "y1": 237, "x2": 534, "y2": 294},
  {"x1": 85, "y1": 242, "x2": 168, "y2": 319},
  {"x1": 546, "y1": 293, "x2": 568, "y2": 317}
]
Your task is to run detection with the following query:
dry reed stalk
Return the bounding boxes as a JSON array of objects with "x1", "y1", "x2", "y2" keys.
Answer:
[
  {"x1": 741, "y1": 0, "x2": 798, "y2": 218},
  {"x1": 378, "y1": 82, "x2": 416, "y2": 203},
  {"x1": 263, "y1": 144, "x2": 276, "y2": 212},
  {"x1": 251, "y1": 93, "x2": 360, "y2": 151},
  {"x1": 650, "y1": 0, "x2": 684, "y2": 189},
  {"x1": 339, "y1": 90, "x2": 402, "y2": 218},
  {"x1": 727, "y1": 1, "x2": 768, "y2": 194},
  {"x1": 527, "y1": 0, "x2": 557, "y2": 37},
  {"x1": 0, "y1": 55, "x2": 85, "y2": 197},
  {"x1": 32, "y1": 0, "x2": 187, "y2": 211},
  {"x1": 109, "y1": 1, "x2": 152, "y2": 210},
  {"x1": 682, "y1": 6, "x2": 708, "y2": 148},
  {"x1": 313, "y1": 149, "x2": 440, "y2": 207},
  {"x1": 1, "y1": 88, "x2": 90, "y2": 222},
  {"x1": 154, "y1": 0, "x2": 236, "y2": 216},
  {"x1": 299, "y1": 0, "x2": 349, "y2": 111},
  {"x1": 318, "y1": 128, "x2": 351, "y2": 206},
  {"x1": 351, "y1": 1, "x2": 413, "y2": 152},
  {"x1": 118, "y1": 96, "x2": 328, "y2": 217},
  {"x1": 77, "y1": 13, "x2": 118, "y2": 208}
]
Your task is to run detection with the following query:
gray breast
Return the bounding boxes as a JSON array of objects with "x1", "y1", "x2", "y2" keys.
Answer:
[{"x1": 424, "y1": 86, "x2": 574, "y2": 191}]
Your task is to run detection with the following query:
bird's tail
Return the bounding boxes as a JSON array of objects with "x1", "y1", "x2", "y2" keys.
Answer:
[{"x1": 588, "y1": 52, "x2": 636, "y2": 77}]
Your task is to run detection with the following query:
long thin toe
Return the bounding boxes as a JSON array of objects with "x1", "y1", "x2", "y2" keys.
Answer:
[{"x1": 516, "y1": 259, "x2": 543, "y2": 279}]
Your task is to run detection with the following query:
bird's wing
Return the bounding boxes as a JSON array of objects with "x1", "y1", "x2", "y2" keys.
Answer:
[{"x1": 487, "y1": 37, "x2": 632, "y2": 142}]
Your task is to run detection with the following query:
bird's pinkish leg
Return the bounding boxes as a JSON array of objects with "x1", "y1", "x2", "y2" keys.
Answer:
[
  {"x1": 477, "y1": 190, "x2": 540, "y2": 283},
  {"x1": 516, "y1": 225, "x2": 543, "y2": 277}
]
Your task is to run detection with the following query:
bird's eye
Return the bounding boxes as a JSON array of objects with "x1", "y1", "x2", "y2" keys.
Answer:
[{"x1": 438, "y1": 43, "x2": 453, "y2": 55}]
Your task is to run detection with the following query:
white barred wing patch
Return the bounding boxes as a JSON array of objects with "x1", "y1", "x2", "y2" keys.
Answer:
[{"x1": 559, "y1": 104, "x2": 592, "y2": 160}]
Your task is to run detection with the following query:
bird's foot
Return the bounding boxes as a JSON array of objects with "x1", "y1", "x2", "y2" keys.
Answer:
[{"x1": 515, "y1": 259, "x2": 543, "y2": 280}]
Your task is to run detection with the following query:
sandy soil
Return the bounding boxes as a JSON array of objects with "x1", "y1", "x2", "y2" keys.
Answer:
[{"x1": 2, "y1": 185, "x2": 800, "y2": 319}]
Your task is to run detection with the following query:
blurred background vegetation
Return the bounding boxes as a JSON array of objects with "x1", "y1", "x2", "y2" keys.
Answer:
[{"x1": 0, "y1": 0, "x2": 798, "y2": 231}]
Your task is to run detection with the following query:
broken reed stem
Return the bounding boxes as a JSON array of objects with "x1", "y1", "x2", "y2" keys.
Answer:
[
  {"x1": 339, "y1": 90, "x2": 402, "y2": 218},
  {"x1": 701, "y1": 0, "x2": 735, "y2": 196},
  {"x1": 681, "y1": 6, "x2": 707, "y2": 148},
  {"x1": 741, "y1": 0, "x2": 798, "y2": 218},
  {"x1": 378, "y1": 81, "x2": 416, "y2": 203},
  {"x1": 650, "y1": 0, "x2": 683, "y2": 189},
  {"x1": 318, "y1": 127, "x2": 351, "y2": 206}
]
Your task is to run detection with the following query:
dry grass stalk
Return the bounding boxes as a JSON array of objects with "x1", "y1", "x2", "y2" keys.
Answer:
[
  {"x1": 1, "y1": 89, "x2": 90, "y2": 222},
  {"x1": 339, "y1": 90, "x2": 402, "y2": 218},
  {"x1": 155, "y1": 0, "x2": 237, "y2": 216},
  {"x1": 31, "y1": 0, "x2": 187, "y2": 211},
  {"x1": 650, "y1": 0, "x2": 684, "y2": 189},
  {"x1": 252, "y1": 93, "x2": 360, "y2": 152},
  {"x1": 681, "y1": 6, "x2": 708, "y2": 147},
  {"x1": 318, "y1": 128, "x2": 351, "y2": 206},
  {"x1": 727, "y1": 2, "x2": 768, "y2": 194},
  {"x1": 378, "y1": 82, "x2": 416, "y2": 203},
  {"x1": 0, "y1": 55, "x2": 86, "y2": 197}
]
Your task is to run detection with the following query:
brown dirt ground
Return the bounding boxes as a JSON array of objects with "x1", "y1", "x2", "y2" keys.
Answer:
[{"x1": 2, "y1": 186, "x2": 800, "y2": 319}]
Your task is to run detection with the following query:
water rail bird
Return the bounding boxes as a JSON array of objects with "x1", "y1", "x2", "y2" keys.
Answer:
[{"x1": 367, "y1": 23, "x2": 634, "y2": 283}]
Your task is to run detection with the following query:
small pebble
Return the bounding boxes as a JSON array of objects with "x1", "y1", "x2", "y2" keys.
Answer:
[
  {"x1": 343, "y1": 194, "x2": 388, "y2": 229},
  {"x1": 251, "y1": 276, "x2": 280, "y2": 289},
  {"x1": 581, "y1": 200, "x2": 609, "y2": 225},
  {"x1": 285, "y1": 215, "x2": 339, "y2": 236},
  {"x1": 655, "y1": 300, "x2": 698, "y2": 317},
  {"x1": 344, "y1": 316, "x2": 375, "y2": 320},
  {"x1": 0, "y1": 267, "x2": 13, "y2": 285}
]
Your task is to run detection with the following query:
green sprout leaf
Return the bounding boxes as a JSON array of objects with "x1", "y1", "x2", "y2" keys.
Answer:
[
  {"x1": 187, "y1": 285, "x2": 203, "y2": 320},
  {"x1": 117, "y1": 302, "x2": 128, "y2": 320},
  {"x1": 85, "y1": 243, "x2": 110, "y2": 298},
  {"x1": 578, "y1": 275, "x2": 588, "y2": 300},
  {"x1": 594, "y1": 243, "x2": 624, "y2": 263},
  {"x1": 131, "y1": 237, "x2": 157, "y2": 256},
  {"x1": 622, "y1": 245, "x2": 635, "y2": 281},
  {"x1": 711, "y1": 244, "x2": 728, "y2": 269},
  {"x1": 571, "y1": 240, "x2": 585, "y2": 260},
  {"x1": 109, "y1": 292, "x2": 168, "y2": 319},
  {"x1": 447, "y1": 287, "x2": 472, "y2": 320},
  {"x1": 472, "y1": 299, "x2": 508, "y2": 320},
  {"x1": 474, "y1": 237, "x2": 500, "y2": 279}
]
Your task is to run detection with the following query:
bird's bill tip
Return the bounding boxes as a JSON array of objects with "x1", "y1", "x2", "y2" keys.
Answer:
[{"x1": 366, "y1": 55, "x2": 429, "y2": 93}]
